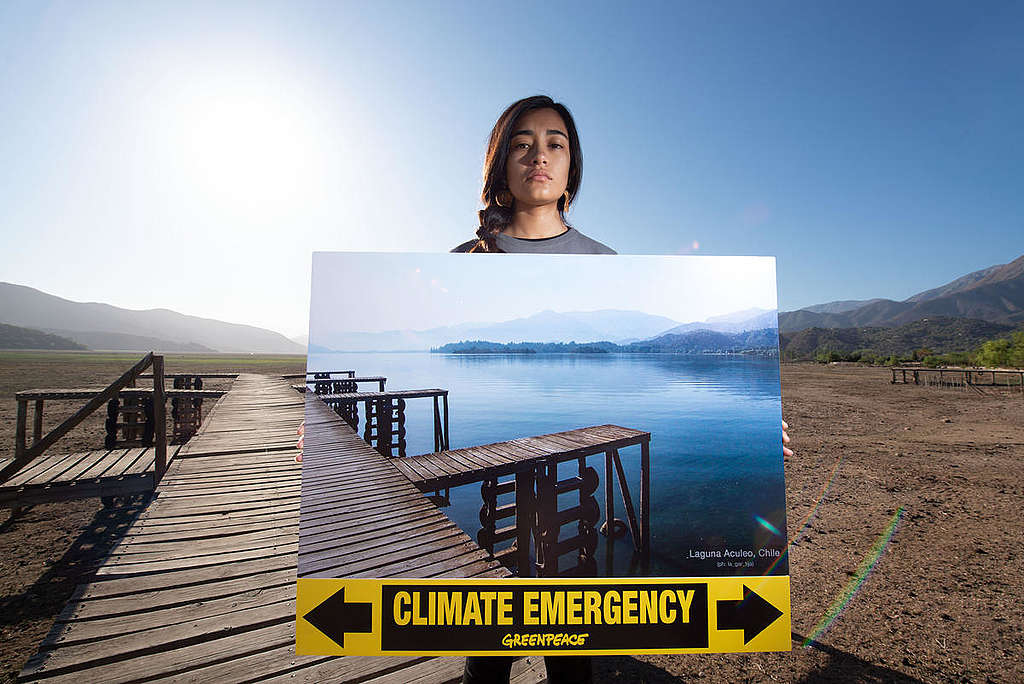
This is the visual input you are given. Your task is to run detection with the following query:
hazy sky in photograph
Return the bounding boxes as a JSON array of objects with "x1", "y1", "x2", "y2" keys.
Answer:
[
  {"x1": 310, "y1": 253, "x2": 777, "y2": 335},
  {"x1": 1, "y1": 1, "x2": 1022, "y2": 337}
]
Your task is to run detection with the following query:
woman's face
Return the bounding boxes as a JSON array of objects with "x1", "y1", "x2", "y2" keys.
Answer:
[{"x1": 504, "y1": 108, "x2": 571, "y2": 209}]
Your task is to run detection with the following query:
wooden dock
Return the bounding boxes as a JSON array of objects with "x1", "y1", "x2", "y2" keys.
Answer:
[
  {"x1": 0, "y1": 443, "x2": 183, "y2": 508},
  {"x1": 891, "y1": 366, "x2": 1024, "y2": 391},
  {"x1": 299, "y1": 395, "x2": 510, "y2": 579},
  {"x1": 19, "y1": 374, "x2": 544, "y2": 683}
]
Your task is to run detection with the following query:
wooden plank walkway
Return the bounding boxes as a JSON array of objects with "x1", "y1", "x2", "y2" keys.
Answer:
[
  {"x1": 392, "y1": 425, "x2": 650, "y2": 490},
  {"x1": 19, "y1": 375, "x2": 544, "y2": 683},
  {"x1": 299, "y1": 395, "x2": 508, "y2": 579}
]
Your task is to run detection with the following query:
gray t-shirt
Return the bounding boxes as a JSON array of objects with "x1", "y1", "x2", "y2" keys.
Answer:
[{"x1": 452, "y1": 228, "x2": 616, "y2": 254}]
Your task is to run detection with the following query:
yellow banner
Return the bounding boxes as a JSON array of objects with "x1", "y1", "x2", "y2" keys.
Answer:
[{"x1": 297, "y1": 575, "x2": 790, "y2": 656}]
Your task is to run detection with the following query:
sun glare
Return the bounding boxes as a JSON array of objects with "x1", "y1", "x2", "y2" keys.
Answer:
[{"x1": 175, "y1": 80, "x2": 323, "y2": 217}]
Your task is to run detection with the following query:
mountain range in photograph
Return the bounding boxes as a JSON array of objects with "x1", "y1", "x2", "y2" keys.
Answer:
[
  {"x1": 0, "y1": 253, "x2": 1022, "y2": 357},
  {"x1": 310, "y1": 307, "x2": 778, "y2": 354}
]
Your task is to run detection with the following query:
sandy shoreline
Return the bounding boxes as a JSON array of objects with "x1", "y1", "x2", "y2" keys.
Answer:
[{"x1": 1, "y1": 359, "x2": 1022, "y2": 682}]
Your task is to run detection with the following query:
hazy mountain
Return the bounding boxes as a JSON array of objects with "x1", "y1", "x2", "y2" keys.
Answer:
[
  {"x1": 316, "y1": 309, "x2": 682, "y2": 351},
  {"x1": 0, "y1": 323, "x2": 86, "y2": 350},
  {"x1": 435, "y1": 327, "x2": 780, "y2": 355},
  {"x1": 654, "y1": 308, "x2": 777, "y2": 336},
  {"x1": 778, "y1": 255, "x2": 1024, "y2": 332},
  {"x1": 0, "y1": 282, "x2": 303, "y2": 353},
  {"x1": 291, "y1": 334, "x2": 309, "y2": 348},
  {"x1": 46, "y1": 329, "x2": 215, "y2": 352}
]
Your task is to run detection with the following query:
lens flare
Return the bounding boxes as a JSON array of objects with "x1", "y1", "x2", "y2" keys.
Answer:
[
  {"x1": 760, "y1": 453, "x2": 845, "y2": 576},
  {"x1": 801, "y1": 507, "x2": 904, "y2": 647},
  {"x1": 755, "y1": 515, "x2": 782, "y2": 536}
]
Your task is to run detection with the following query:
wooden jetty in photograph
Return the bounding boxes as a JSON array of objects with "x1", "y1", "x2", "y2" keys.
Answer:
[
  {"x1": 891, "y1": 365, "x2": 1024, "y2": 391},
  {"x1": 391, "y1": 424, "x2": 651, "y2": 577},
  {"x1": 292, "y1": 375, "x2": 388, "y2": 393},
  {"x1": 15, "y1": 369, "x2": 544, "y2": 683},
  {"x1": 315, "y1": 388, "x2": 450, "y2": 457},
  {"x1": 303, "y1": 381, "x2": 651, "y2": 578}
]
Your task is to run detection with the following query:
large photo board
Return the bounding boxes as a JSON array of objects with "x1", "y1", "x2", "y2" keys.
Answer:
[{"x1": 297, "y1": 252, "x2": 790, "y2": 656}]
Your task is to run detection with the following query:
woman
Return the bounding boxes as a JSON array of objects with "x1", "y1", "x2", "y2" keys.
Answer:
[
  {"x1": 455, "y1": 96, "x2": 791, "y2": 684},
  {"x1": 453, "y1": 95, "x2": 614, "y2": 255}
]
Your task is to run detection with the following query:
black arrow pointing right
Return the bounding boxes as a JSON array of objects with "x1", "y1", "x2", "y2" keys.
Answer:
[
  {"x1": 302, "y1": 587, "x2": 373, "y2": 648},
  {"x1": 716, "y1": 585, "x2": 783, "y2": 644}
]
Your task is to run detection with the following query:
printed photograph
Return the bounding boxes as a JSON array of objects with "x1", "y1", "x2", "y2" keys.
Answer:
[{"x1": 301, "y1": 252, "x2": 788, "y2": 580}]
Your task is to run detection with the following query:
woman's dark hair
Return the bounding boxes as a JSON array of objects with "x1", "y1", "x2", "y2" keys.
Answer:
[{"x1": 471, "y1": 95, "x2": 583, "y2": 252}]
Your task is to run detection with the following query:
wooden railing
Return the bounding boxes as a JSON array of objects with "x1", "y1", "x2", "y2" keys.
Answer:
[{"x1": 2, "y1": 353, "x2": 167, "y2": 483}]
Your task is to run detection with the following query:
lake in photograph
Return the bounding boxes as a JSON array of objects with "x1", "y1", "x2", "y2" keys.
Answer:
[{"x1": 307, "y1": 351, "x2": 787, "y2": 578}]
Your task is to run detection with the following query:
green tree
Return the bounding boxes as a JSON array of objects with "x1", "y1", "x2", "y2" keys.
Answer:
[
  {"x1": 976, "y1": 338, "x2": 1011, "y2": 368},
  {"x1": 1010, "y1": 331, "x2": 1024, "y2": 368}
]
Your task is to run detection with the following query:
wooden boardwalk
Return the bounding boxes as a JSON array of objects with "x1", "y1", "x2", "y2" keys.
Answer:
[
  {"x1": 392, "y1": 425, "x2": 650, "y2": 490},
  {"x1": 299, "y1": 395, "x2": 508, "y2": 579},
  {"x1": 19, "y1": 374, "x2": 544, "y2": 683}
]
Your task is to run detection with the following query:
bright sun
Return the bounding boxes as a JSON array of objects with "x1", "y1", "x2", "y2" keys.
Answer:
[{"x1": 174, "y1": 78, "x2": 322, "y2": 217}]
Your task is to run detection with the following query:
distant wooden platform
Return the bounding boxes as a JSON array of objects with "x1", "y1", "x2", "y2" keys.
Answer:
[
  {"x1": 15, "y1": 388, "x2": 225, "y2": 401},
  {"x1": 316, "y1": 388, "x2": 447, "y2": 402},
  {"x1": 0, "y1": 444, "x2": 183, "y2": 508},
  {"x1": 296, "y1": 376, "x2": 388, "y2": 393},
  {"x1": 138, "y1": 372, "x2": 239, "y2": 379},
  {"x1": 393, "y1": 424, "x2": 650, "y2": 490},
  {"x1": 282, "y1": 370, "x2": 355, "y2": 379},
  {"x1": 19, "y1": 375, "x2": 544, "y2": 683}
]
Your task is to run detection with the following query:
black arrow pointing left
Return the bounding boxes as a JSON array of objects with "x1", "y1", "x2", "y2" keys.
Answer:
[
  {"x1": 716, "y1": 585, "x2": 783, "y2": 644},
  {"x1": 302, "y1": 587, "x2": 373, "y2": 647}
]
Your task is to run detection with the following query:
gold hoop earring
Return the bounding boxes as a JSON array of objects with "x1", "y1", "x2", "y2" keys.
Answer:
[{"x1": 495, "y1": 190, "x2": 513, "y2": 207}]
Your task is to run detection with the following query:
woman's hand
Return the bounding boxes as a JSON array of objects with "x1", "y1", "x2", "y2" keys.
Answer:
[
  {"x1": 782, "y1": 420, "x2": 792, "y2": 457},
  {"x1": 295, "y1": 421, "x2": 304, "y2": 463}
]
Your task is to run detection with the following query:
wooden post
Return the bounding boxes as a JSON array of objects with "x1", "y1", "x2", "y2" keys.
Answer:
[
  {"x1": 153, "y1": 355, "x2": 167, "y2": 478},
  {"x1": 515, "y1": 469, "x2": 535, "y2": 577},
  {"x1": 14, "y1": 399, "x2": 27, "y2": 465},
  {"x1": 442, "y1": 393, "x2": 450, "y2": 451},
  {"x1": 611, "y1": 449, "x2": 641, "y2": 552},
  {"x1": 890, "y1": 368, "x2": 896, "y2": 384},
  {"x1": 604, "y1": 450, "x2": 614, "y2": 531},
  {"x1": 432, "y1": 396, "x2": 441, "y2": 452},
  {"x1": 378, "y1": 379, "x2": 385, "y2": 392},
  {"x1": 640, "y1": 439, "x2": 651, "y2": 555},
  {"x1": 32, "y1": 399, "x2": 43, "y2": 446}
]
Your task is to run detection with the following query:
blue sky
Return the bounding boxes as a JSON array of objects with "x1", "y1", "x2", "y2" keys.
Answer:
[
  {"x1": 310, "y1": 253, "x2": 777, "y2": 337},
  {"x1": 1, "y1": 1, "x2": 1022, "y2": 337}
]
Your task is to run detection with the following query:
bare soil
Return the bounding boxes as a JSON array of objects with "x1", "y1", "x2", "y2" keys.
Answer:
[{"x1": 1, "y1": 357, "x2": 1021, "y2": 682}]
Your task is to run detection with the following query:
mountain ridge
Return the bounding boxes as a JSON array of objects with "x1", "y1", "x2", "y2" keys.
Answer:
[{"x1": 0, "y1": 282, "x2": 303, "y2": 353}]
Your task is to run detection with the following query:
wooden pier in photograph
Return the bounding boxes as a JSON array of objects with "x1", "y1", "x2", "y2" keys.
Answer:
[
  {"x1": 16, "y1": 368, "x2": 544, "y2": 683},
  {"x1": 891, "y1": 365, "x2": 1024, "y2": 391},
  {"x1": 392, "y1": 424, "x2": 652, "y2": 577},
  {"x1": 316, "y1": 388, "x2": 450, "y2": 457},
  {"x1": 292, "y1": 375, "x2": 388, "y2": 393}
]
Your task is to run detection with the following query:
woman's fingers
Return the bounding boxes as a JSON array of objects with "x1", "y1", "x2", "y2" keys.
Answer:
[{"x1": 782, "y1": 419, "x2": 791, "y2": 456}]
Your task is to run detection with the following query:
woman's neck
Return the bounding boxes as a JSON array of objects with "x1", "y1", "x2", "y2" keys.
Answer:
[{"x1": 503, "y1": 203, "x2": 567, "y2": 239}]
